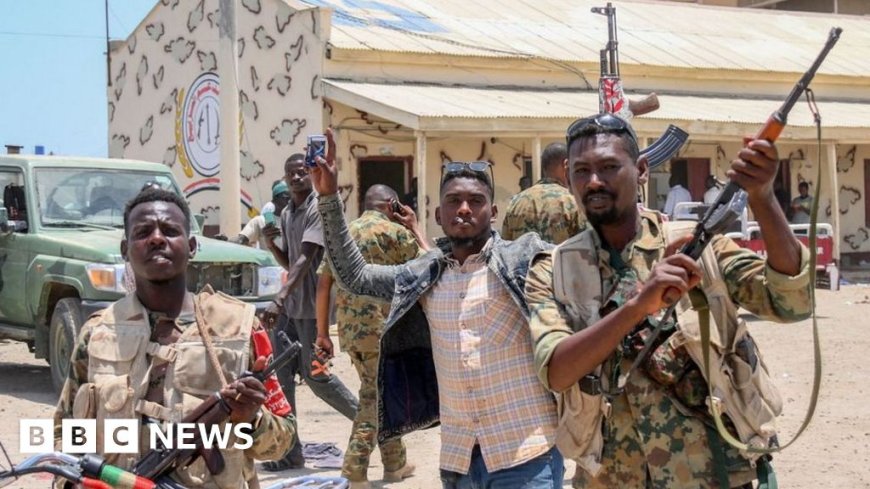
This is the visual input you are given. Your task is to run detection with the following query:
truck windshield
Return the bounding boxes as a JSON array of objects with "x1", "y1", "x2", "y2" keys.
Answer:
[{"x1": 34, "y1": 168, "x2": 191, "y2": 231}]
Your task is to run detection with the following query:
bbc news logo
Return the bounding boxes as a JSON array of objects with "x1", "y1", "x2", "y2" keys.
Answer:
[{"x1": 20, "y1": 419, "x2": 254, "y2": 453}]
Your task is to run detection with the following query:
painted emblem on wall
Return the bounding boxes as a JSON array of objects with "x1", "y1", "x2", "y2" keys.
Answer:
[{"x1": 181, "y1": 72, "x2": 221, "y2": 176}]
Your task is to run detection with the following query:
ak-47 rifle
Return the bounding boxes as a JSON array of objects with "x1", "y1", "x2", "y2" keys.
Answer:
[
  {"x1": 133, "y1": 331, "x2": 302, "y2": 481},
  {"x1": 618, "y1": 26, "x2": 843, "y2": 391},
  {"x1": 592, "y1": 3, "x2": 688, "y2": 168}
]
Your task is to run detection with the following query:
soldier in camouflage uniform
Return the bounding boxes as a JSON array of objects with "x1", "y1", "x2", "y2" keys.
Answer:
[
  {"x1": 502, "y1": 142, "x2": 585, "y2": 244},
  {"x1": 314, "y1": 185, "x2": 428, "y2": 488},
  {"x1": 524, "y1": 114, "x2": 812, "y2": 488},
  {"x1": 54, "y1": 189, "x2": 295, "y2": 489}
]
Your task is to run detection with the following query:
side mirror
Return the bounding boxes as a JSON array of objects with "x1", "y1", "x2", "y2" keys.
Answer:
[{"x1": 194, "y1": 213, "x2": 206, "y2": 230}]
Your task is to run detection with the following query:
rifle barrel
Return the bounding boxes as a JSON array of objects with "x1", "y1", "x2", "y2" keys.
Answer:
[{"x1": 775, "y1": 27, "x2": 842, "y2": 127}]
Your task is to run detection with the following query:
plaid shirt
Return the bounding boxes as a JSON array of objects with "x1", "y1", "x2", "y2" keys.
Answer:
[{"x1": 421, "y1": 240, "x2": 558, "y2": 474}]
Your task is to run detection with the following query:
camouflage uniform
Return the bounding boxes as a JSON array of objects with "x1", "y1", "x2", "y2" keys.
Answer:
[
  {"x1": 501, "y1": 177, "x2": 585, "y2": 244},
  {"x1": 318, "y1": 210, "x2": 421, "y2": 481},
  {"x1": 54, "y1": 288, "x2": 296, "y2": 489},
  {"x1": 526, "y1": 209, "x2": 812, "y2": 488}
]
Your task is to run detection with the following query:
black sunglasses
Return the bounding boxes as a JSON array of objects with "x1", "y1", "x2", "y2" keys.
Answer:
[
  {"x1": 440, "y1": 161, "x2": 494, "y2": 186},
  {"x1": 566, "y1": 113, "x2": 638, "y2": 151}
]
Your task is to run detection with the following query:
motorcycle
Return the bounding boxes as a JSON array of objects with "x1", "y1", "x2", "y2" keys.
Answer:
[{"x1": 0, "y1": 441, "x2": 348, "y2": 489}]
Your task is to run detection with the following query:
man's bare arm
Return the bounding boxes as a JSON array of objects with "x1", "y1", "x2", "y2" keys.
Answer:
[{"x1": 315, "y1": 272, "x2": 335, "y2": 358}]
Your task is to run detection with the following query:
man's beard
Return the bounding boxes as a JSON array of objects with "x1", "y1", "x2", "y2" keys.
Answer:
[
  {"x1": 583, "y1": 190, "x2": 621, "y2": 226},
  {"x1": 587, "y1": 208, "x2": 621, "y2": 227}
]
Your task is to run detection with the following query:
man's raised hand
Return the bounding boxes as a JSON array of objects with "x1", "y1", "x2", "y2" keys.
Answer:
[
  {"x1": 629, "y1": 235, "x2": 702, "y2": 315},
  {"x1": 309, "y1": 127, "x2": 339, "y2": 196},
  {"x1": 729, "y1": 139, "x2": 779, "y2": 202}
]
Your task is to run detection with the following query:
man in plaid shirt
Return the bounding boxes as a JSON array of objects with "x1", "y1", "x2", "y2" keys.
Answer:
[{"x1": 310, "y1": 129, "x2": 563, "y2": 488}]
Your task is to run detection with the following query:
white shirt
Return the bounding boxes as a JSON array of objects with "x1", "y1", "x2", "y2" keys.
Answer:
[
  {"x1": 239, "y1": 215, "x2": 283, "y2": 250},
  {"x1": 664, "y1": 184, "x2": 692, "y2": 216}
]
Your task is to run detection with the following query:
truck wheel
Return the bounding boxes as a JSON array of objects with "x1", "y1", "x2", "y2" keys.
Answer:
[{"x1": 50, "y1": 298, "x2": 82, "y2": 394}]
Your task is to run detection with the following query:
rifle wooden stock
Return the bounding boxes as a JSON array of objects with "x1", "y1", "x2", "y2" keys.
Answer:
[
  {"x1": 628, "y1": 93, "x2": 659, "y2": 117},
  {"x1": 754, "y1": 112, "x2": 786, "y2": 143}
]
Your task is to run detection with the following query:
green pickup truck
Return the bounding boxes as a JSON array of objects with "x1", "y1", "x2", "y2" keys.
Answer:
[{"x1": 0, "y1": 155, "x2": 284, "y2": 392}]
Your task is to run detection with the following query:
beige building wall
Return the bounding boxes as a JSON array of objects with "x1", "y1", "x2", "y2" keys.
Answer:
[
  {"x1": 649, "y1": 138, "x2": 870, "y2": 263},
  {"x1": 108, "y1": 0, "x2": 870, "y2": 265},
  {"x1": 326, "y1": 101, "x2": 565, "y2": 238},
  {"x1": 329, "y1": 90, "x2": 870, "y2": 260},
  {"x1": 109, "y1": 0, "x2": 325, "y2": 228}
]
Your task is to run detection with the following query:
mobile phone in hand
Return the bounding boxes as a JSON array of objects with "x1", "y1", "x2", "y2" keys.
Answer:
[
  {"x1": 306, "y1": 135, "x2": 327, "y2": 168},
  {"x1": 263, "y1": 211, "x2": 275, "y2": 226},
  {"x1": 390, "y1": 199, "x2": 404, "y2": 215}
]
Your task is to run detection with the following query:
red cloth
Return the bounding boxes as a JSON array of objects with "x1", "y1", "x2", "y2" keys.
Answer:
[{"x1": 251, "y1": 329, "x2": 292, "y2": 416}]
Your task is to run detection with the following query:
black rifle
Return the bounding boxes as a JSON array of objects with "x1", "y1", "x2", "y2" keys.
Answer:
[{"x1": 133, "y1": 331, "x2": 301, "y2": 480}]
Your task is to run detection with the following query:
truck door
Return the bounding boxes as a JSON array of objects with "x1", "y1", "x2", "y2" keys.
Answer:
[{"x1": 0, "y1": 167, "x2": 31, "y2": 324}]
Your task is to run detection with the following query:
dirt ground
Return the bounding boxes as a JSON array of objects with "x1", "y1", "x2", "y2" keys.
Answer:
[{"x1": 1, "y1": 285, "x2": 869, "y2": 488}]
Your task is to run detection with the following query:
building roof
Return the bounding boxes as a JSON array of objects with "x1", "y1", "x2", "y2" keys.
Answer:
[
  {"x1": 323, "y1": 80, "x2": 870, "y2": 141},
  {"x1": 307, "y1": 0, "x2": 869, "y2": 77}
]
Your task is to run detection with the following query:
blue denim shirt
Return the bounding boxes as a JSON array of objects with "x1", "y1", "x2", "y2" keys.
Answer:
[{"x1": 318, "y1": 193, "x2": 553, "y2": 442}]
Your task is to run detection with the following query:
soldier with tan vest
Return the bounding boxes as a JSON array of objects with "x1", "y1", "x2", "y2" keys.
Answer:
[
  {"x1": 53, "y1": 188, "x2": 296, "y2": 488},
  {"x1": 524, "y1": 113, "x2": 812, "y2": 488}
]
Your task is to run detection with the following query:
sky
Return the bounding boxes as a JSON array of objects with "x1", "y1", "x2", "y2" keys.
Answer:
[{"x1": 1, "y1": 1, "x2": 156, "y2": 157}]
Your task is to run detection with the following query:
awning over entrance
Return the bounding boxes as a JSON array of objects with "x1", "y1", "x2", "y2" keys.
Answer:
[{"x1": 323, "y1": 79, "x2": 870, "y2": 142}]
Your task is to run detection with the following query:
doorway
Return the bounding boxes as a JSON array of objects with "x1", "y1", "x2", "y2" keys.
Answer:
[
  {"x1": 671, "y1": 158, "x2": 710, "y2": 201},
  {"x1": 649, "y1": 158, "x2": 710, "y2": 211},
  {"x1": 865, "y1": 159, "x2": 870, "y2": 228},
  {"x1": 357, "y1": 156, "x2": 412, "y2": 216}
]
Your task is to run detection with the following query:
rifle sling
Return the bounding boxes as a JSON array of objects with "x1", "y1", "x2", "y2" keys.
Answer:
[
  {"x1": 193, "y1": 295, "x2": 229, "y2": 388},
  {"x1": 701, "y1": 89, "x2": 823, "y2": 455}
]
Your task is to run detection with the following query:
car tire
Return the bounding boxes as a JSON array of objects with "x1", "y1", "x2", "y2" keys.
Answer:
[{"x1": 50, "y1": 298, "x2": 82, "y2": 394}]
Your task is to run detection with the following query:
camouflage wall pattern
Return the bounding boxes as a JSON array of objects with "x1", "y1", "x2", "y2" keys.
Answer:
[{"x1": 109, "y1": 0, "x2": 326, "y2": 229}]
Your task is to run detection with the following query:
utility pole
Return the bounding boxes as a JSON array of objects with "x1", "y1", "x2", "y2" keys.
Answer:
[{"x1": 218, "y1": 0, "x2": 241, "y2": 234}]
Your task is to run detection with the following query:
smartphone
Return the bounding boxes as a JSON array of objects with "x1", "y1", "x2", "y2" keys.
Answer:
[
  {"x1": 390, "y1": 199, "x2": 404, "y2": 215},
  {"x1": 263, "y1": 211, "x2": 275, "y2": 226},
  {"x1": 306, "y1": 135, "x2": 327, "y2": 168}
]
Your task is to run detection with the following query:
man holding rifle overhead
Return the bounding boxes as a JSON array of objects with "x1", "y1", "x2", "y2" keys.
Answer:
[{"x1": 524, "y1": 113, "x2": 812, "y2": 488}]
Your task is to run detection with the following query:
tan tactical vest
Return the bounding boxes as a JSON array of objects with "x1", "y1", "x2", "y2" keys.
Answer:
[
  {"x1": 71, "y1": 287, "x2": 258, "y2": 489},
  {"x1": 551, "y1": 220, "x2": 781, "y2": 475}
]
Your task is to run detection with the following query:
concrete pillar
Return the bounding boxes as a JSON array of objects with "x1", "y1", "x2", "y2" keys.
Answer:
[
  {"x1": 532, "y1": 136, "x2": 542, "y2": 183},
  {"x1": 826, "y1": 143, "x2": 841, "y2": 260},
  {"x1": 334, "y1": 127, "x2": 356, "y2": 217},
  {"x1": 415, "y1": 131, "x2": 427, "y2": 232},
  {"x1": 218, "y1": 0, "x2": 241, "y2": 234}
]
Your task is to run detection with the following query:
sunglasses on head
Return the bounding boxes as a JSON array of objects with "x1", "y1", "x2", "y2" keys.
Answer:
[
  {"x1": 440, "y1": 161, "x2": 494, "y2": 185},
  {"x1": 566, "y1": 113, "x2": 638, "y2": 150}
]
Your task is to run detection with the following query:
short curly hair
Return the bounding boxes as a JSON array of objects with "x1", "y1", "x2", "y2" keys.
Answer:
[
  {"x1": 123, "y1": 188, "x2": 191, "y2": 237},
  {"x1": 440, "y1": 169, "x2": 494, "y2": 199}
]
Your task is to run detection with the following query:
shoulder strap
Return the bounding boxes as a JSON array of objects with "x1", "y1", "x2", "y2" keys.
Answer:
[
  {"x1": 193, "y1": 294, "x2": 228, "y2": 388},
  {"x1": 700, "y1": 124, "x2": 824, "y2": 455}
]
